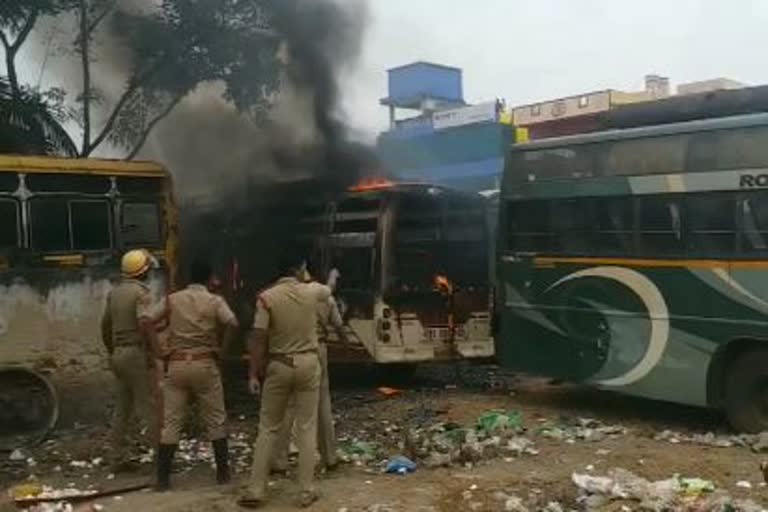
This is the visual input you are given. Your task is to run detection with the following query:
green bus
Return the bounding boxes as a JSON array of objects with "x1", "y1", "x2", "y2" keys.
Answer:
[{"x1": 496, "y1": 112, "x2": 768, "y2": 432}]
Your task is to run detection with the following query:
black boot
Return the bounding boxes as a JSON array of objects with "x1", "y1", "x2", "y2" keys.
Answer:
[
  {"x1": 155, "y1": 444, "x2": 176, "y2": 491},
  {"x1": 212, "y1": 438, "x2": 230, "y2": 484}
]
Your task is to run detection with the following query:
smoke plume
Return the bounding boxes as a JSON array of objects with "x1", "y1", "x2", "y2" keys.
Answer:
[
  {"x1": 143, "y1": 0, "x2": 376, "y2": 206},
  {"x1": 137, "y1": 0, "x2": 377, "y2": 286}
]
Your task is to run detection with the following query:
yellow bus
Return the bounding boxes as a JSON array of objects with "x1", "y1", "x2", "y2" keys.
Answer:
[{"x1": 0, "y1": 155, "x2": 177, "y2": 444}]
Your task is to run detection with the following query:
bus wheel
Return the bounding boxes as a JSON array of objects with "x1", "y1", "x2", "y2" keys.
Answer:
[
  {"x1": 725, "y1": 349, "x2": 768, "y2": 433},
  {"x1": 0, "y1": 367, "x2": 59, "y2": 449}
]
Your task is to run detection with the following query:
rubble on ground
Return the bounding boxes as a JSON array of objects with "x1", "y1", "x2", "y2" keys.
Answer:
[
  {"x1": 536, "y1": 417, "x2": 626, "y2": 443},
  {"x1": 655, "y1": 429, "x2": 768, "y2": 452},
  {"x1": 572, "y1": 468, "x2": 764, "y2": 511}
]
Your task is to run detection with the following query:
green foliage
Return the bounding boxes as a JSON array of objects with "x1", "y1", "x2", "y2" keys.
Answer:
[{"x1": 0, "y1": 77, "x2": 77, "y2": 156}]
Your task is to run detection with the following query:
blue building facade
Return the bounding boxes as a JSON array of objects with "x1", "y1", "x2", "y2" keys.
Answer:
[{"x1": 377, "y1": 62, "x2": 516, "y2": 192}]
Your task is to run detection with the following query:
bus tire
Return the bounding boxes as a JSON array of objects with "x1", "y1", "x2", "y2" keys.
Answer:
[{"x1": 725, "y1": 348, "x2": 768, "y2": 433}]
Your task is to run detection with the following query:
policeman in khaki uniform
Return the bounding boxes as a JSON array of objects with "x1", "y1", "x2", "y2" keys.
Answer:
[
  {"x1": 101, "y1": 249, "x2": 162, "y2": 471},
  {"x1": 239, "y1": 254, "x2": 335, "y2": 509},
  {"x1": 153, "y1": 260, "x2": 238, "y2": 491},
  {"x1": 272, "y1": 274, "x2": 346, "y2": 473}
]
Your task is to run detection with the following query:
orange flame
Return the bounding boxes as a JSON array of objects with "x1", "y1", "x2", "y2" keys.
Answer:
[
  {"x1": 348, "y1": 178, "x2": 394, "y2": 192},
  {"x1": 434, "y1": 274, "x2": 453, "y2": 295}
]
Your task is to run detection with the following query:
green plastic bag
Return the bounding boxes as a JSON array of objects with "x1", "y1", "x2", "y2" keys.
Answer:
[{"x1": 476, "y1": 410, "x2": 522, "y2": 434}]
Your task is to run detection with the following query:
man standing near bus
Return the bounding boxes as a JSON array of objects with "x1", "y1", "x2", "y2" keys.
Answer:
[
  {"x1": 239, "y1": 254, "x2": 333, "y2": 509},
  {"x1": 101, "y1": 249, "x2": 162, "y2": 472},
  {"x1": 154, "y1": 260, "x2": 239, "y2": 490},
  {"x1": 271, "y1": 269, "x2": 345, "y2": 473}
]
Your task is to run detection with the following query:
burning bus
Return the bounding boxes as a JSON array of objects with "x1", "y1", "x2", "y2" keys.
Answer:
[{"x1": 290, "y1": 180, "x2": 495, "y2": 366}]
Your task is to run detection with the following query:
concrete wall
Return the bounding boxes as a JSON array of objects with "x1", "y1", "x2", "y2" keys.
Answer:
[{"x1": 0, "y1": 270, "x2": 166, "y2": 425}]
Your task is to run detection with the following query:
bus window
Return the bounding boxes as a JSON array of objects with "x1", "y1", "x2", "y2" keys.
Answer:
[
  {"x1": 26, "y1": 173, "x2": 111, "y2": 194},
  {"x1": 508, "y1": 144, "x2": 597, "y2": 182},
  {"x1": 507, "y1": 200, "x2": 552, "y2": 252},
  {"x1": 689, "y1": 127, "x2": 768, "y2": 172},
  {"x1": 0, "y1": 173, "x2": 19, "y2": 193},
  {"x1": 121, "y1": 202, "x2": 161, "y2": 247},
  {"x1": 0, "y1": 200, "x2": 19, "y2": 248},
  {"x1": 71, "y1": 200, "x2": 111, "y2": 250},
  {"x1": 638, "y1": 195, "x2": 685, "y2": 256},
  {"x1": 396, "y1": 194, "x2": 440, "y2": 243},
  {"x1": 595, "y1": 197, "x2": 634, "y2": 255},
  {"x1": 740, "y1": 193, "x2": 768, "y2": 256},
  {"x1": 334, "y1": 197, "x2": 380, "y2": 233},
  {"x1": 30, "y1": 198, "x2": 70, "y2": 252},
  {"x1": 443, "y1": 198, "x2": 485, "y2": 242},
  {"x1": 686, "y1": 194, "x2": 736, "y2": 256},
  {"x1": 551, "y1": 198, "x2": 594, "y2": 255},
  {"x1": 116, "y1": 177, "x2": 164, "y2": 196},
  {"x1": 606, "y1": 135, "x2": 688, "y2": 176},
  {"x1": 30, "y1": 198, "x2": 112, "y2": 252}
]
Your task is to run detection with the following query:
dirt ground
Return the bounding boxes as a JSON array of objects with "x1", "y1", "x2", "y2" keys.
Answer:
[{"x1": 2, "y1": 366, "x2": 768, "y2": 511}]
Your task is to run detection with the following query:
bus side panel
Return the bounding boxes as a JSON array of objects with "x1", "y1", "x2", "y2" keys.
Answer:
[{"x1": 0, "y1": 267, "x2": 167, "y2": 425}]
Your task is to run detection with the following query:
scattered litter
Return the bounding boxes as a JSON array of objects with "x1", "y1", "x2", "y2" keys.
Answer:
[
  {"x1": 377, "y1": 387, "x2": 402, "y2": 398},
  {"x1": 679, "y1": 477, "x2": 716, "y2": 497},
  {"x1": 385, "y1": 455, "x2": 416, "y2": 475},
  {"x1": 10, "y1": 448, "x2": 26, "y2": 461},
  {"x1": 539, "y1": 417, "x2": 625, "y2": 443},
  {"x1": 570, "y1": 468, "x2": 764, "y2": 511},
  {"x1": 476, "y1": 410, "x2": 522, "y2": 434},
  {"x1": 736, "y1": 480, "x2": 753, "y2": 489}
]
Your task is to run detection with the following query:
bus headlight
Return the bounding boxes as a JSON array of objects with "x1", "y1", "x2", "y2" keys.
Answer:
[{"x1": 382, "y1": 320, "x2": 391, "y2": 331}]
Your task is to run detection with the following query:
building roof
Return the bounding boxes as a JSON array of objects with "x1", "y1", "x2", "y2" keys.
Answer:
[{"x1": 386, "y1": 61, "x2": 463, "y2": 74}]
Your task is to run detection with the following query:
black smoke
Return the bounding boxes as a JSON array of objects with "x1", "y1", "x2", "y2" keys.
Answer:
[{"x1": 136, "y1": 0, "x2": 379, "y2": 291}]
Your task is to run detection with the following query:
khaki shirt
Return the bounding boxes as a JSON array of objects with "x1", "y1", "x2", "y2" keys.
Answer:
[
  {"x1": 102, "y1": 279, "x2": 152, "y2": 351},
  {"x1": 254, "y1": 277, "x2": 331, "y2": 355},
  {"x1": 317, "y1": 296, "x2": 343, "y2": 342},
  {"x1": 155, "y1": 284, "x2": 238, "y2": 354}
]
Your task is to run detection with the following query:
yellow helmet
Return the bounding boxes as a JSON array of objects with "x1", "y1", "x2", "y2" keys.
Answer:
[{"x1": 121, "y1": 249, "x2": 151, "y2": 278}]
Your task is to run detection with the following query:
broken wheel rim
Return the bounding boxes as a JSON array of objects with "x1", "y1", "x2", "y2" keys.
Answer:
[{"x1": 0, "y1": 367, "x2": 59, "y2": 451}]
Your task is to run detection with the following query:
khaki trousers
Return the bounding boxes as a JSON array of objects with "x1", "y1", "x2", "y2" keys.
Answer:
[
  {"x1": 110, "y1": 346, "x2": 159, "y2": 458},
  {"x1": 160, "y1": 359, "x2": 227, "y2": 444},
  {"x1": 273, "y1": 344, "x2": 336, "y2": 469},
  {"x1": 247, "y1": 352, "x2": 321, "y2": 499}
]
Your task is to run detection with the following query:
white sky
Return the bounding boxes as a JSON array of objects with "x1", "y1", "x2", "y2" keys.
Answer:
[{"x1": 340, "y1": 0, "x2": 768, "y2": 140}]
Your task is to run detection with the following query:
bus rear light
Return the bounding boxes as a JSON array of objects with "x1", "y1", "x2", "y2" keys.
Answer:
[
  {"x1": 381, "y1": 333, "x2": 391, "y2": 343},
  {"x1": 383, "y1": 308, "x2": 392, "y2": 318},
  {"x1": 382, "y1": 320, "x2": 391, "y2": 331}
]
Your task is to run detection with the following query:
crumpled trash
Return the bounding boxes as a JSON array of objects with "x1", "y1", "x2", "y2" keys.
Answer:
[
  {"x1": 9, "y1": 448, "x2": 25, "y2": 461},
  {"x1": 476, "y1": 410, "x2": 522, "y2": 434},
  {"x1": 573, "y1": 469, "x2": 725, "y2": 511},
  {"x1": 339, "y1": 440, "x2": 379, "y2": 463},
  {"x1": 504, "y1": 437, "x2": 539, "y2": 456},
  {"x1": 10, "y1": 482, "x2": 43, "y2": 499},
  {"x1": 678, "y1": 477, "x2": 715, "y2": 497},
  {"x1": 539, "y1": 418, "x2": 625, "y2": 443},
  {"x1": 504, "y1": 496, "x2": 529, "y2": 512},
  {"x1": 377, "y1": 387, "x2": 402, "y2": 398},
  {"x1": 385, "y1": 455, "x2": 416, "y2": 475}
]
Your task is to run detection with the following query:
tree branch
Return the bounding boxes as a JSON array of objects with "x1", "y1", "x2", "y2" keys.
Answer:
[
  {"x1": 11, "y1": 13, "x2": 38, "y2": 52},
  {"x1": 125, "y1": 94, "x2": 184, "y2": 160},
  {"x1": 84, "y1": 58, "x2": 164, "y2": 156},
  {"x1": 78, "y1": 0, "x2": 91, "y2": 155},
  {"x1": 0, "y1": 29, "x2": 10, "y2": 51},
  {"x1": 87, "y1": 1, "x2": 117, "y2": 35}
]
